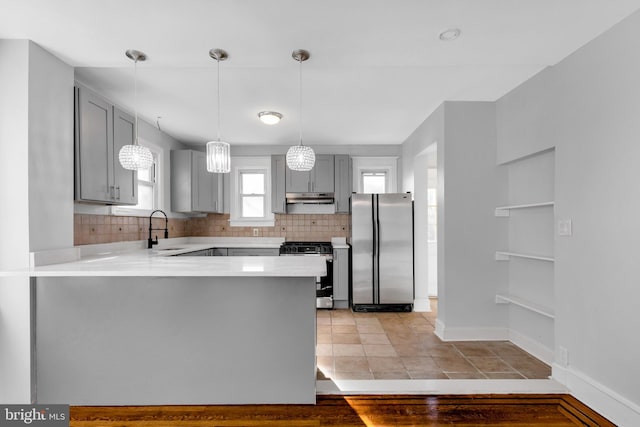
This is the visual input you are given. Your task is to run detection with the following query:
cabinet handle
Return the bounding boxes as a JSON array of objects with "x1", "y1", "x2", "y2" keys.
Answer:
[
  {"x1": 116, "y1": 186, "x2": 120, "y2": 200},
  {"x1": 109, "y1": 186, "x2": 115, "y2": 199}
]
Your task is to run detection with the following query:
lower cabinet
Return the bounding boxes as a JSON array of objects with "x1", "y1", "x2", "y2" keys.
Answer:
[
  {"x1": 333, "y1": 247, "x2": 350, "y2": 308},
  {"x1": 227, "y1": 248, "x2": 280, "y2": 256}
]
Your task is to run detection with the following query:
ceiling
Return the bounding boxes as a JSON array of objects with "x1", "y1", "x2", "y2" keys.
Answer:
[{"x1": 2, "y1": 1, "x2": 639, "y2": 146}]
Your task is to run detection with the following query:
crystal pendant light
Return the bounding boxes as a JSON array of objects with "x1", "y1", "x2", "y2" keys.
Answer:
[
  {"x1": 286, "y1": 49, "x2": 315, "y2": 171},
  {"x1": 119, "y1": 50, "x2": 154, "y2": 171},
  {"x1": 206, "y1": 49, "x2": 231, "y2": 173}
]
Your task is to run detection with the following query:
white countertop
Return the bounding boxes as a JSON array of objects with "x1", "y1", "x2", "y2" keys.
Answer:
[
  {"x1": 1, "y1": 237, "x2": 328, "y2": 278},
  {"x1": 27, "y1": 254, "x2": 326, "y2": 277}
]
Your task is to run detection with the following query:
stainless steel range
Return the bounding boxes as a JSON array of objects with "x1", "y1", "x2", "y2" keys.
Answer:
[{"x1": 280, "y1": 242, "x2": 334, "y2": 309}]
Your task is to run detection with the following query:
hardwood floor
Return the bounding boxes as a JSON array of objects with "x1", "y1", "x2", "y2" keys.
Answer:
[{"x1": 70, "y1": 394, "x2": 614, "y2": 426}]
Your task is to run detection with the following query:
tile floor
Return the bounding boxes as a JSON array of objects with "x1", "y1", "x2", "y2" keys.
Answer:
[{"x1": 316, "y1": 301, "x2": 552, "y2": 380}]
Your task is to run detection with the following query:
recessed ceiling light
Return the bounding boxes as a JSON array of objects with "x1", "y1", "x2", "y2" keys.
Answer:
[
  {"x1": 439, "y1": 28, "x2": 461, "y2": 41},
  {"x1": 258, "y1": 111, "x2": 283, "y2": 125}
]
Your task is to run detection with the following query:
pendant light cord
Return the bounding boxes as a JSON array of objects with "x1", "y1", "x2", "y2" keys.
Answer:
[
  {"x1": 298, "y1": 55, "x2": 303, "y2": 147},
  {"x1": 217, "y1": 57, "x2": 221, "y2": 142},
  {"x1": 134, "y1": 57, "x2": 139, "y2": 146}
]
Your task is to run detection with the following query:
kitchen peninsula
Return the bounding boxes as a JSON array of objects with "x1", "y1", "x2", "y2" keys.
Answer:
[{"x1": 15, "y1": 238, "x2": 325, "y2": 405}]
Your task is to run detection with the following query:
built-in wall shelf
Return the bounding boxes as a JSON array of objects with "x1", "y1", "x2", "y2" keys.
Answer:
[
  {"x1": 495, "y1": 201, "x2": 555, "y2": 217},
  {"x1": 495, "y1": 251, "x2": 555, "y2": 262},
  {"x1": 495, "y1": 293, "x2": 555, "y2": 319}
]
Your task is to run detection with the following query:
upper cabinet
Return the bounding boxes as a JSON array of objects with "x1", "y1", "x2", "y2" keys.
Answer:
[
  {"x1": 334, "y1": 155, "x2": 352, "y2": 213},
  {"x1": 271, "y1": 155, "x2": 287, "y2": 214},
  {"x1": 171, "y1": 150, "x2": 223, "y2": 213},
  {"x1": 74, "y1": 86, "x2": 137, "y2": 205},
  {"x1": 271, "y1": 154, "x2": 351, "y2": 214},
  {"x1": 285, "y1": 154, "x2": 335, "y2": 193}
]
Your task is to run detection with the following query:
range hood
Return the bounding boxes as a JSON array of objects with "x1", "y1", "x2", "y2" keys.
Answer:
[{"x1": 286, "y1": 192, "x2": 335, "y2": 205}]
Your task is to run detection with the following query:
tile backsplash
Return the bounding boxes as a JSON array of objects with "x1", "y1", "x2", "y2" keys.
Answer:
[
  {"x1": 74, "y1": 213, "x2": 350, "y2": 245},
  {"x1": 74, "y1": 214, "x2": 189, "y2": 246}
]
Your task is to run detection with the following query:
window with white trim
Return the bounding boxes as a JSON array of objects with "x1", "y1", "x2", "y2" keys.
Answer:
[
  {"x1": 352, "y1": 157, "x2": 398, "y2": 193},
  {"x1": 134, "y1": 152, "x2": 158, "y2": 210},
  {"x1": 240, "y1": 171, "x2": 265, "y2": 218},
  {"x1": 230, "y1": 157, "x2": 274, "y2": 227},
  {"x1": 361, "y1": 171, "x2": 387, "y2": 193}
]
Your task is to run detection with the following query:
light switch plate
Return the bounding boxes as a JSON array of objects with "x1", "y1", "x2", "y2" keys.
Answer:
[{"x1": 558, "y1": 219, "x2": 572, "y2": 236}]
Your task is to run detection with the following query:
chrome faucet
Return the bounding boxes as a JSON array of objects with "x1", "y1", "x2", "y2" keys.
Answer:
[{"x1": 148, "y1": 209, "x2": 169, "y2": 249}]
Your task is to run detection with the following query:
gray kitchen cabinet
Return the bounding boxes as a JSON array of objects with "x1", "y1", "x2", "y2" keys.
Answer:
[
  {"x1": 271, "y1": 155, "x2": 286, "y2": 213},
  {"x1": 333, "y1": 246, "x2": 350, "y2": 308},
  {"x1": 174, "y1": 248, "x2": 227, "y2": 256},
  {"x1": 285, "y1": 154, "x2": 334, "y2": 193},
  {"x1": 74, "y1": 86, "x2": 137, "y2": 205},
  {"x1": 227, "y1": 248, "x2": 280, "y2": 256},
  {"x1": 334, "y1": 155, "x2": 352, "y2": 213},
  {"x1": 112, "y1": 107, "x2": 138, "y2": 204},
  {"x1": 170, "y1": 150, "x2": 223, "y2": 213}
]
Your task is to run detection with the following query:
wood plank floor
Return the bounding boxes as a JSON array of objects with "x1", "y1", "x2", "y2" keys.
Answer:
[{"x1": 70, "y1": 394, "x2": 615, "y2": 426}]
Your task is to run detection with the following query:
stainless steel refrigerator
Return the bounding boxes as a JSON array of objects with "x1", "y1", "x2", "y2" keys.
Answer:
[{"x1": 351, "y1": 193, "x2": 414, "y2": 312}]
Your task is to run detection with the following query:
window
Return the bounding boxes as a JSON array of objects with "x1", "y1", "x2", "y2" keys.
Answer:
[
  {"x1": 110, "y1": 144, "x2": 162, "y2": 217},
  {"x1": 240, "y1": 171, "x2": 265, "y2": 218},
  {"x1": 362, "y1": 171, "x2": 387, "y2": 194},
  {"x1": 134, "y1": 153, "x2": 158, "y2": 210},
  {"x1": 352, "y1": 157, "x2": 398, "y2": 193},
  {"x1": 229, "y1": 157, "x2": 274, "y2": 227}
]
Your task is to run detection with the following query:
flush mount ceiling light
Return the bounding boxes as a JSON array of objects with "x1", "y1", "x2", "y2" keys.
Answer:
[
  {"x1": 258, "y1": 111, "x2": 283, "y2": 125},
  {"x1": 206, "y1": 48, "x2": 231, "y2": 173},
  {"x1": 439, "y1": 28, "x2": 461, "y2": 41},
  {"x1": 286, "y1": 49, "x2": 315, "y2": 172},
  {"x1": 118, "y1": 49, "x2": 154, "y2": 171}
]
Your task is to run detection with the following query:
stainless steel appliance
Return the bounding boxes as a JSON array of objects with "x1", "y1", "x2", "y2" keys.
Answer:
[
  {"x1": 279, "y1": 242, "x2": 334, "y2": 309},
  {"x1": 351, "y1": 193, "x2": 414, "y2": 312}
]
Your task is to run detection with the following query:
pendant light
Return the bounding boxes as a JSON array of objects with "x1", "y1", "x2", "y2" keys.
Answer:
[
  {"x1": 286, "y1": 49, "x2": 315, "y2": 171},
  {"x1": 206, "y1": 48, "x2": 231, "y2": 173},
  {"x1": 119, "y1": 49, "x2": 154, "y2": 171}
]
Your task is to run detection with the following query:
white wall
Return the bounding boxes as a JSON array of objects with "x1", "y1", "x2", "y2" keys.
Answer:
[
  {"x1": 496, "y1": 9, "x2": 640, "y2": 425},
  {"x1": 28, "y1": 42, "x2": 74, "y2": 251},
  {"x1": 401, "y1": 104, "x2": 443, "y2": 312},
  {"x1": 0, "y1": 39, "x2": 32, "y2": 404},
  {"x1": 0, "y1": 40, "x2": 73, "y2": 402}
]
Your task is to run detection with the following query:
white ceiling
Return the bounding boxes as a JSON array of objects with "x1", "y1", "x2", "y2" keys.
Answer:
[{"x1": 2, "y1": 0, "x2": 639, "y2": 146}]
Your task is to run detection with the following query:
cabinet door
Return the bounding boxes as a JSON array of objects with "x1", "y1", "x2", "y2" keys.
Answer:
[
  {"x1": 333, "y1": 248, "x2": 349, "y2": 301},
  {"x1": 271, "y1": 155, "x2": 286, "y2": 213},
  {"x1": 193, "y1": 151, "x2": 220, "y2": 212},
  {"x1": 285, "y1": 167, "x2": 311, "y2": 193},
  {"x1": 334, "y1": 155, "x2": 352, "y2": 213},
  {"x1": 112, "y1": 107, "x2": 138, "y2": 205},
  {"x1": 75, "y1": 87, "x2": 113, "y2": 203},
  {"x1": 312, "y1": 155, "x2": 334, "y2": 193}
]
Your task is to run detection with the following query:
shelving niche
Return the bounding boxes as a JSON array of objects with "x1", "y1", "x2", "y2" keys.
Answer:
[{"x1": 496, "y1": 149, "x2": 555, "y2": 360}]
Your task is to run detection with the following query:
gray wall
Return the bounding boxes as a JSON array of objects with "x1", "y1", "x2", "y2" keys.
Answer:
[
  {"x1": 496, "y1": 9, "x2": 640, "y2": 423},
  {"x1": 439, "y1": 102, "x2": 507, "y2": 333}
]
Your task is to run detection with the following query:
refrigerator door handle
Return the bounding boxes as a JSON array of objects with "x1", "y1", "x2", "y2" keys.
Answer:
[
  {"x1": 371, "y1": 194, "x2": 377, "y2": 304},
  {"x1": 376, "y1": 196, "x2": 381, "y2": 304}
]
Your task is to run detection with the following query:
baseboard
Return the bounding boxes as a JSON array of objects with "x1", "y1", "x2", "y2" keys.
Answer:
[
  {"x1": 434, "y1": 322, "x2": 553, "y2": 364},
  {"x1": 508, "y1": 329, "x2": 554, "y2": 365},
  {"x1": 553, "y1": 364, "x2": 640, "y2": 427},
  {"x1": 435, "y1": 324, "x2": 509, "y2": 341},
  {"x1": 413, "y1": 298, "x2": 431, "y2": 312}
]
